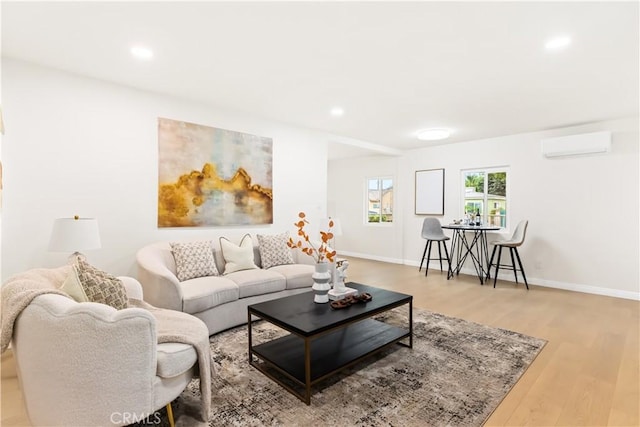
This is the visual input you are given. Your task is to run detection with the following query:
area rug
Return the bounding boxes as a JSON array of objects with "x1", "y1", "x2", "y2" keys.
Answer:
[{"x1": 155, "y1": 308, "x2": 546, "y2": 427}]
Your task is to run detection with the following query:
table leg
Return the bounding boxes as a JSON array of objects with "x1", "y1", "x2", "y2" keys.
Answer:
[
  {"x1": 247, "y1": 311, "x2": 253, "y2": 363},
  {"x1": 409, "y1": 299, "x2": 413, "y2": 348},
  {"x1": 447, "y1": 230, "x2": 458, "y2": 279},
  {"x1": 469, "y1": 231, "x2": 485, "y2": 284},
  {"x1": 480, "y1": 230, "x2": 491, "y2": 283},
  {"x1": 304, "y1": 338, "x2": 311, "y2": 405},
  {"x1": 456, "y1": 231, "x2": 470, "y2": 275}
]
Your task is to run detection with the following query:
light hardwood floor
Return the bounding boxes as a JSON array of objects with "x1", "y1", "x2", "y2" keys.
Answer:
[{"x1": 2, "y1": 258, "x2": 638, "y2": 426}]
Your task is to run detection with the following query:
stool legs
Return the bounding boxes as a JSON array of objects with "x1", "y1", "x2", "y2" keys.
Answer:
[
  {"x1": 419, "y1": 241, "x2": 429, "y2": 272},
  {"x1": 493, "y1": 245, "x2": 503, "y2": 288},
  {"x1": 420, "y1": 240, "x2": 450, "y2": 277},
  {"x1": 425, "y1": 241, "x2": 433, "y2": 276},
  {"x1": 487, "y1": 245, "x2": 498, "y2": 282},
  {"x1": 513, "y1": 247, "x2": 529, "y2": 290},
  {"x1": 509, "y1": 247, "x2": 518, "y2": 284},
  {"x1": 442, "y1": 243, "x2": 450, "y2": 275},
  {"x1": 489, "y1": 244, "x2": 529, "y2": 290}
]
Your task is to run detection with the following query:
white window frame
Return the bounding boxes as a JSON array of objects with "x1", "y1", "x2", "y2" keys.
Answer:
[
  {"x1": 365, "y1": 176, "x2": 394, "y2": 226},
  {"x1": 460, "y1": 166, "x2": 510, "y2": 230}
]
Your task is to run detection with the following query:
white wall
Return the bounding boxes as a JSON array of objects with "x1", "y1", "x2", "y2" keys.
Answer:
[
  {"x1": 329, "y1": 117, "x2": 640, "y2": 299},
  {"x1": 1, "y1": 59, "x2": 329, "y2": 279},
  {"x1": 328, "y1": 156, "x2": 404, "y2": 263}
]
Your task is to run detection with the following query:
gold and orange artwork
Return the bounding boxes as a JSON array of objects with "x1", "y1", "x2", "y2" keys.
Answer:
[{"x1": 157, "y1": 118, "x2": 273, "y2": 227}]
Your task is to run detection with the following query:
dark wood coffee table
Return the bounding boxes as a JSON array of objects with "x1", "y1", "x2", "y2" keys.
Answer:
[{"x1": 247, "y1": 282, "x2": 412, "y2": 404}]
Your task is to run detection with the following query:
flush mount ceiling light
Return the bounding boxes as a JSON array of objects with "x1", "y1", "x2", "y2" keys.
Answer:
[
  {"x1": 130, "y1": 45, "x2": 154, "y2": 60},
  {"x1": 416, "y1": 128, "x2": 452, "y2": 141},
  {"x1": 330, "y1": 107, "x2": 344, "y2": 117},
  {"x1": 545, "y1": 36, "x2": 572, "y2": 50}
]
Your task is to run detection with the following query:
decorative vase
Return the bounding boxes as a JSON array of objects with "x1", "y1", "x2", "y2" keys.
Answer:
[{"x1": 312, "y1": 262, "x2": 332, "y2": 303}]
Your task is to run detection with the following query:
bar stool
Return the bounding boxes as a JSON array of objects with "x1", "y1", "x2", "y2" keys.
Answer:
[
  {"x1": 419, "y1": 218, "x2": 451, "y2": 276},
  {"x1": 487, "y1": 220, "x2": 529, "y2": 289}
]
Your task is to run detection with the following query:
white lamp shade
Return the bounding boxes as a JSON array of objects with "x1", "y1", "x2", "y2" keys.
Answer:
[{"x1": 48, "y1": 218, "x2": 101, "y2": 252}]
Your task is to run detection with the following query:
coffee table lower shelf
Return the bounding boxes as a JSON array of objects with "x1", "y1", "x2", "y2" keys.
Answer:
[{"x1": 250, "y1": 318, "x2": 410, "y2": 404}]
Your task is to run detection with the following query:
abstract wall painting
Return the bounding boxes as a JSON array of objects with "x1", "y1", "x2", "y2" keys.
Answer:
[{"x1": 157, "y1": 118, "x2": 273, "y2": 227}]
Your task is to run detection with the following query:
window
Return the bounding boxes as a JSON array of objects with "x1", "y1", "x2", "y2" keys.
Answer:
[
  {"x1": 461, "y1": 167, "x2": 508, "y2": 228},
  {"x1": 367, "y1": 177, "x2": 393, "y2": 223}
]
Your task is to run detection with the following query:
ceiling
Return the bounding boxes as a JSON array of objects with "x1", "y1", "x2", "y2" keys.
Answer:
[{"x1": 2, "y1": 1, "x2": 638, "y2": 159}]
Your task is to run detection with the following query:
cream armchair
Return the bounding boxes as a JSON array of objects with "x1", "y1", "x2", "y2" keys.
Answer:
[{"x1": 10, "y1": 272, "x2": 197, "y2": 427}]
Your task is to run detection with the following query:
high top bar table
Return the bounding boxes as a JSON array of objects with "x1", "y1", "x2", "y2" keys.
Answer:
[{"x1": 441, "y1": 224, "x2": 500, "y2": 285}]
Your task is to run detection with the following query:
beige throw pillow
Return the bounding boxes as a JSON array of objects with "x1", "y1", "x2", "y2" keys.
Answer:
[
  {"x1": 60, "y1": 266, "x2": 89, "y2": 303},
  {"x1": 257, "y1": 233, "x2": 294, "y2": 269},
  {"x1": 74, "y1": 258, "x2": 128, "y2": 310},
  {"x1": 219, "y1": 234, "x2": 259, "y2": 274},
  {"x1": 170, "y1": 241, "x2": 219, "y2": 281}
]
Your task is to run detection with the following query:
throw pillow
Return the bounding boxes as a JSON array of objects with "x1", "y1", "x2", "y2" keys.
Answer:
[
  {"x1": 60, "y1": 266, "x2": 89, "y2": 303},
  {"x1": 74, "y1": 258, "x2": 128, "y2": 310},
  {"x1": 170, "y1": 241, "x2": 219, "y2": 281},
  {"x1": 219, "y1": 234, "x2": 259, "y2": 274},
  {"x1": 257, "y1": 233, "x2": 294, "y2": 269}
]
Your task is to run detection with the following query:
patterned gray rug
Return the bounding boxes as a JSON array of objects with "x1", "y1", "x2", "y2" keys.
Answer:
[{"x1": 153, "y1": 308, "x2": 545, "y2": 427}]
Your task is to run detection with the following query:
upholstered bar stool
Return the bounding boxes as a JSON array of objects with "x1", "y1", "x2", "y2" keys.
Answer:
[
  {"x1": 487, "y1": 220, "x2": 529, "y2": 289},
  {"x1": 419, "y1": 218, "x2": 451, "y2": 277}
]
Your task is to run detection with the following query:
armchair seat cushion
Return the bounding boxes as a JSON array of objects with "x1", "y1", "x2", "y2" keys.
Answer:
[
  {"x1": 156, "y1": 342, "x2": 198, "y2": 379},
  {"x1": 268, "y1": 264, "x2": 314, "y2": 289},
  {"x1": 227, "y1": 269, "x2": 286, "y2": 298},
  {"x1": 179, "y1": 277, "x2": 239, "y2": 314}
]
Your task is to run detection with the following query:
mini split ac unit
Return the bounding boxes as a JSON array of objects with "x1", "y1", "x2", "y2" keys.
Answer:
[{"x1": 540, "y1": 131, "x2": 612, "y2": 158}]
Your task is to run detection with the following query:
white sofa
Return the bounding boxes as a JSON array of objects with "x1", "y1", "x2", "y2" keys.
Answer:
[
  {"x1": 5, "y1": 266, "x2": 203, "y2": 427},
  {"x1": 136, "y1": 242, "x2": 316, "y2": 335}
]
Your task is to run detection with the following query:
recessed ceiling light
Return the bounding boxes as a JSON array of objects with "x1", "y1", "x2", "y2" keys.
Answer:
[
  {"x1": 417, "y1": 128, "x2": 452, "y2": 141},
  {"x1": 330, "y1": 107, "x2": 344, "y2": 117},
  {"x1": 131, "y1": 45, "x2": 154, "y2": 60},
  {"x1": 545, "y1": 36, "x2": 571, "y2": 51}
]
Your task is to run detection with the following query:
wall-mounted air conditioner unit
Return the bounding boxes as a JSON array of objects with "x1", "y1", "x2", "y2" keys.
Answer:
[{"x1": 541, "y1": 131, "x2": 612, "y2": 158}]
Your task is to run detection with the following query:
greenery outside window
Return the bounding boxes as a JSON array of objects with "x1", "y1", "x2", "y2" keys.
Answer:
[
  {"x1": 367, "y1": 177, "x2": 393, "y2": 223},
  {"x1": 462, "y1": 168, "x2": 508, "y2": 228}
]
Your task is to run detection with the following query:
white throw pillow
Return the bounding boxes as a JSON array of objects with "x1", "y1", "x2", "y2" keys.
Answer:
[
  {"x1": 60, "y1": 266, "x2": 89, "y2": 303},
  {"x1": 170, "y1": 241, "x2": 219, "y2": 281},
  {"x1": 257, "y1": 233, "x2": 294, "y2": 269},
  {"x1": 219, "y1": 234, "x2": 259, "y2": 274}
]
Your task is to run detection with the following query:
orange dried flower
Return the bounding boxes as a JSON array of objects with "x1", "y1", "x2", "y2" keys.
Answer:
[{"x1": 286, "y1": 211, "x2": 335, "y2": 263}]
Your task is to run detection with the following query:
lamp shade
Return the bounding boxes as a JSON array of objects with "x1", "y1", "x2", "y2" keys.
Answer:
[{"x1": 48, "y1": 217, "x2": 101, "y2": 252}]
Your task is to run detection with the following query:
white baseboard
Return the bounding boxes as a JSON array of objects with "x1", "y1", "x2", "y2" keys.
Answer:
[
  {"x1": 451, "y1": 265, "x2": 639, "y2": 300},
  {"x1": 340, "y1": 253, "x2": 639, "y2": 301},
  {"x1": 338, "y1": 250, "x2": 405, "y2": 265},
  {"x1": 524, "y1": 277, "x2": 639, "y2": 301}
]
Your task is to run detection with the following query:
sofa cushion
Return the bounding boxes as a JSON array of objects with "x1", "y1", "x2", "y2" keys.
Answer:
[
  {"x1": 268, "y1": 263, "x2": 315, "y2": 290},
  {"x1": 74, "y1": 258, "x2": 128, "y2": 310},
  {"x1": 179, "y1": 276, "x2": 239, "y2": 314},
  {"x1": 156, "y1": 342, "x2": 198, "y2": 379},
  {"x1": 219, "y1": 234, "x2": 259, "y2": 274},
  {"x1": 256, "y1": 233, "x2": 294, "y2": 269},
  {"x1": 226, "y1": 269, "x2": 286, "y2": 298},
  {"x1": 170, "y1": 241, "x2": 219, "y2": 281}
]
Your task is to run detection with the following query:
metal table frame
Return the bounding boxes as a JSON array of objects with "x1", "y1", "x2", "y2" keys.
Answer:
[{"x1": 441, "y1": 224, "x2": 500, "y2": 285}]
